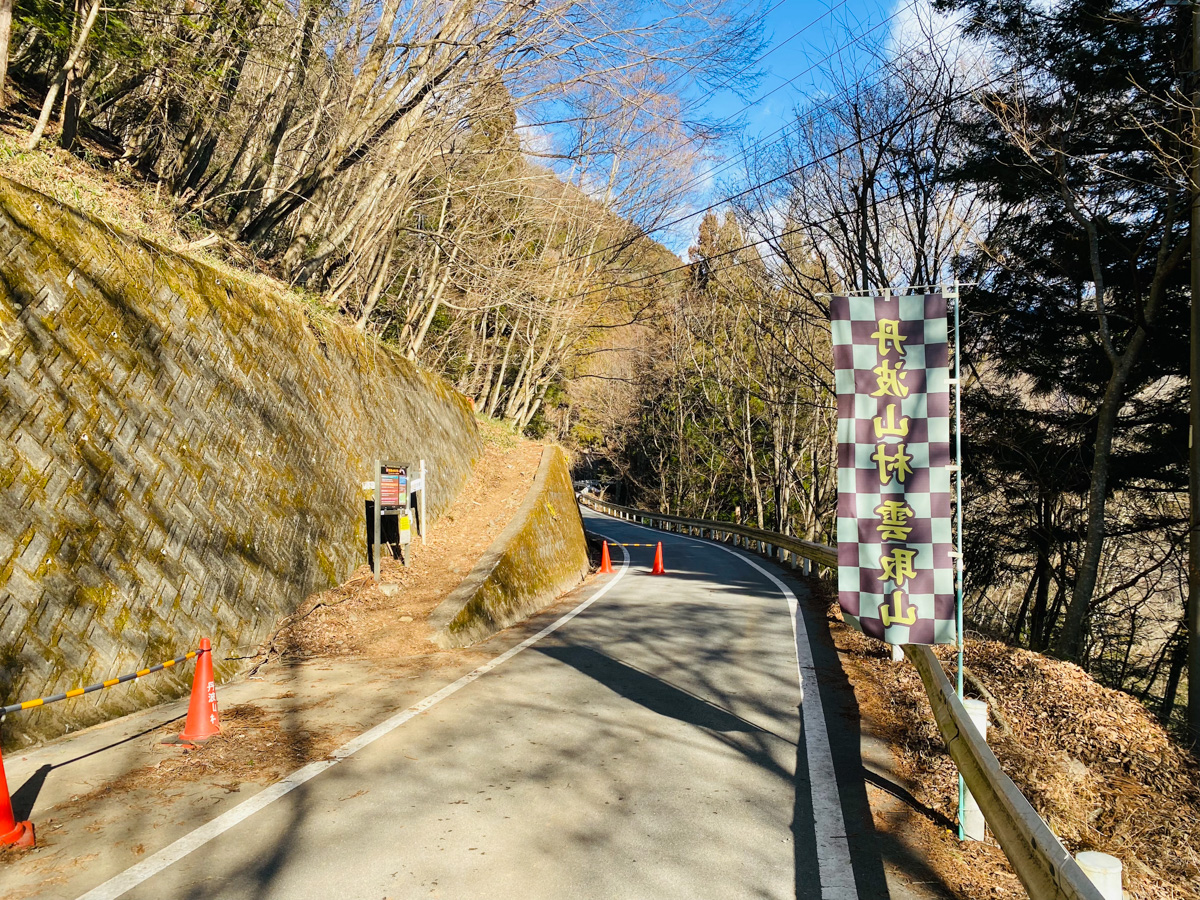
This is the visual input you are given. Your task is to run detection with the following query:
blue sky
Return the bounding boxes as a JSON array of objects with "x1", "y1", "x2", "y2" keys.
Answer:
[
  {"x1": 699, "y1": 0, "x2": 895, "y2": 141},
  {"x1": 657, "y1": 0, "x2": 904, "y2": 252}
]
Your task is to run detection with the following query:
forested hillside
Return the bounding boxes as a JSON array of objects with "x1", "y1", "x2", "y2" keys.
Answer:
[{"x1": 0, "y1": 0, "x2": 748, "y2": 437}]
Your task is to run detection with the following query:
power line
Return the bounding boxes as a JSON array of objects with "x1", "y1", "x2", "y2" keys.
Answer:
[
  {"x1": 661, "y1": 14, "x2": 962, "y2": 222},
  {"x1": 558, "y1": 69, "x2": 1010, "y2": 303},
  {"x1": 554, "y1": 12, "x2": 965, "y2": 275},
  {"x1": 515, "y1": 0, "x2": 903, "y2": 229}
]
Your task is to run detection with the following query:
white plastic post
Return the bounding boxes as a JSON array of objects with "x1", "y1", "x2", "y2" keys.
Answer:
[
  {"x1": 419, "y1": 459, "x2": 427, "y2": 546},
  {"x1": 1075, "y1": 852, "x2": 1122, "y2": 900},
  {"x1": 890, "y1": 643, "x2": 904, "y2": 662},
  {"x1": 961, "y1": 698, "x2": 989, "y2": 841}
]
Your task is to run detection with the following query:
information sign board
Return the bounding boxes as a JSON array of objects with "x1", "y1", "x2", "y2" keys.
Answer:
[{"x1": 379, "y1": 465, "x2": 407, "y2": 510}]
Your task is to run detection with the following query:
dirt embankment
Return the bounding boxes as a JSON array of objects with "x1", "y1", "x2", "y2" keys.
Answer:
[
  {"x1": 828, "y1": 587, "x2": 1200, "y2": 900},
  {"x1": 249, "y1": 429, "x2": 546, "y2": 667}
]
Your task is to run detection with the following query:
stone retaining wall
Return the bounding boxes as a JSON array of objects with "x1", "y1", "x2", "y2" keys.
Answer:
[{"x1": 0, "y1": 177, "x2": 481, "y2": 747}]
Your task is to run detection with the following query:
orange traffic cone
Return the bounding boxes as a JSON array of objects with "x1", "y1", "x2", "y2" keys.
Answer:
[
  {"x1": 178, "y1": 638, "x2": 220, "y2": 743},
  {"x1": 599, "y1": 541, "x2": 614, "y2": 574},
  {"x1": 651, "y1": 542, "x2": 666, "y2": 575},
  {"x1": 0, "y1": 740, "x2": 35, "y2": 849}
]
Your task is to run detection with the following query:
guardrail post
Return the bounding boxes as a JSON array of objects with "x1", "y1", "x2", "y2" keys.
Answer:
[
  {"x1": 1075, "y1": 852, "x2": 1122, "y2": 900},
  {"x1": 802, "y1": 558, "x2": 811, "y2": 576},
  {"x1": 962, "y1": 698, "x2": 989, "y2": 841}
]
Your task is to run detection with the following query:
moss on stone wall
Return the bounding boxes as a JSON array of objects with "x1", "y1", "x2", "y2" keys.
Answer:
[
  {"x1": 0, "y1": 177, "x2": 482, "y2": 748},
  {"x1": 429, "y1": 445, "x2": 589, "y2": 648}
]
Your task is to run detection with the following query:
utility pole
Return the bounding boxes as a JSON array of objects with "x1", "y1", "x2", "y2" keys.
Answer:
[{"x1": 1189, "y1": 0, "x2": 1200, "y2": 752}]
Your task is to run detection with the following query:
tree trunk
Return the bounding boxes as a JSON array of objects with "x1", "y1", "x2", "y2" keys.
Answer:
[
  {"x1": 408, "y1": 244, "x2": 459, "y2": 358},
  {"x1": 26, "y1": 0, "x2": 101, "y2": 150},
  {"x1": 59, "y1": 55, "x2": 92, "y2": 150},
  {"x1": 1159, "y1": 627, "x2": 1187, "y2": 726},
  {"x1": 354, "y1": 237, "x2": 396, "y2": 329},
  {"x1": 0, "y1": 0, "x2": 14, "y2": 109},
  {"x1": 1010, "y1": 571, "x2": 1038, "y2": 645},
  {"x1": 744, "y1": 392, "x2": 764, "y2": 528},
  {"x1": 486, "y1": 321, "x2": 518, "y2": 418},
  {"x1": 1053, "y1": 337, "x2": 1144, "y2": 659}
]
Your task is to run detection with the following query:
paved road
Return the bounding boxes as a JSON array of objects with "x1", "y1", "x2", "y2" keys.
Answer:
[{"x1": 75, "y1": 509, "x2": 902, "y2": 900}]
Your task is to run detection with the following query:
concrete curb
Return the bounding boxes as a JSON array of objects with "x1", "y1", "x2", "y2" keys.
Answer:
[{"x1": 429, "y1": 446, "x2": 589, "y2": 648}]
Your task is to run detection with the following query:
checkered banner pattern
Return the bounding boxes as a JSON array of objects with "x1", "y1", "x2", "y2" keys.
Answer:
[{"x1": 831, "y1": 293, "x2": 956, "y2": 645}]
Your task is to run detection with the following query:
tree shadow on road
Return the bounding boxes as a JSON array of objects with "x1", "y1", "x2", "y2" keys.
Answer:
[{"x1": 536, "y1": 645, "x2": 765, "y2": 734}]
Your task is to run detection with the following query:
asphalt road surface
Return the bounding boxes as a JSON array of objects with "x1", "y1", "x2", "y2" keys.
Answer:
[{"x1": 76, "y1": 509, "x2": 902, "y2": 900}]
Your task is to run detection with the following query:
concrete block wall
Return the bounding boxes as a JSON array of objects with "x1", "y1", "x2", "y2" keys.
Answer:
[{"x1": 0, "y1": 177, "x2": 481, "y2": 747}]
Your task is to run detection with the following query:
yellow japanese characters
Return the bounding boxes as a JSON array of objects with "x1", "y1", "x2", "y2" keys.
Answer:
[{"x1": 870, "y1": 317, "x2": 919, "y2": 628}]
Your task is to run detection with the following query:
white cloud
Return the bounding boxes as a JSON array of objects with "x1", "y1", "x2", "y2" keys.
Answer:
[
  {"x1": 515, "y1": 114, "x2": 557, "y2": 162},
  {"x1": 884, "y1": 0, "x2": 992, "y2": 89}
]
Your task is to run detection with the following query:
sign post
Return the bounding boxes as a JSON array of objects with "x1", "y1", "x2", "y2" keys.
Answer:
[
  {"x1": 407, "y1": 459, "x2": 428, "y2": 546},
  {"x1": 419, "y1": 459, "x2": 427, "y2": 546}
]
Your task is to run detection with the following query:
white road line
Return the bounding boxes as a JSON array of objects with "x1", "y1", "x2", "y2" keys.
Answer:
[
  {"x1": 75, "y1": 541, "x2": 631, "y2": 900},
  {"x1": 584, "y1": 511, "x2": 861, "y2": 900}
]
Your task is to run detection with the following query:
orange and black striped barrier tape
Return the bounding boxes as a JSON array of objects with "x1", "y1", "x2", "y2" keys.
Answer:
[{"x1": 1, "y1": 648, "x2": 201, "y2": 717}]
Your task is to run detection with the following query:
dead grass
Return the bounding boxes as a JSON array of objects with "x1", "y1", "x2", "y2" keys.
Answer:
[
  {"x1": 819, "y1": 578, "x2": 1200, "y2": 900},
  {"x1": 62, "y1": 704, "x2": 343, "y2": 804},
  {"x1": 0, "y1": 112, "x2": 330, "y2": 323}
]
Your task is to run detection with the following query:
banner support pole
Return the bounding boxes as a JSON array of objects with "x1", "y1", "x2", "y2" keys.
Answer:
[{"x1": 951, "y1": 281, "x2": 966, "y2": 840}]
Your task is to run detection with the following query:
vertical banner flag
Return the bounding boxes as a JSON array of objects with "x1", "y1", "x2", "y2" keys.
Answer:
[{"x1": 831, "y1": 293, "x2": 955, "y2": 644}]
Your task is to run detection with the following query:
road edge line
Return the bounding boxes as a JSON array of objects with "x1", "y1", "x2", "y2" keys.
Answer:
[
  {"x1": 581, "y1": 510, "x2": 860, "y2": 900},
  {"x1": 74, "y1": 540, "x2": 631, "y2": 900}
]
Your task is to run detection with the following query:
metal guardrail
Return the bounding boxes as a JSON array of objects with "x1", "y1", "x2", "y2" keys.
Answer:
[
  {"x1": 904, "y1": 645, "x2": 1105, "y2": 900},
  {"x1": 578, "y1": 494, "x2": 837, "y2": 570},
  {"x1": 578, "y1": 492, "x2": 1107, "y2": 900}
]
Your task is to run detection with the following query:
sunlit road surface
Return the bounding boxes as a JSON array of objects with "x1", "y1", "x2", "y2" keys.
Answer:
[{"x1": 78, "y1": 508, "x2": 897, "y2": 900}]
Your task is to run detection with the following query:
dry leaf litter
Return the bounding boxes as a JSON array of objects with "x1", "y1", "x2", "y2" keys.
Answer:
[{"x1": 822, "y1": 582, "x2": 1200, "y2": 900}]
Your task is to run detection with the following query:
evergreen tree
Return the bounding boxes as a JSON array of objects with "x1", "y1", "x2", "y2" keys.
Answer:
[{"x1": 940, "y1": 0, "x2": 1191, "y2": 661}]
